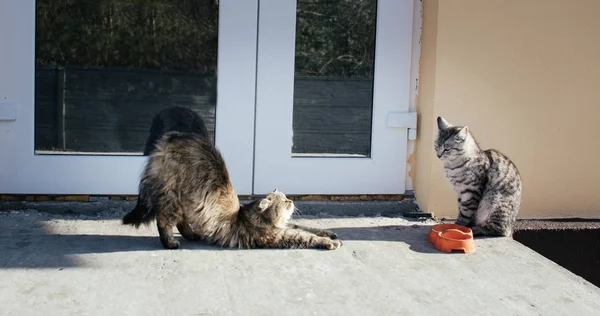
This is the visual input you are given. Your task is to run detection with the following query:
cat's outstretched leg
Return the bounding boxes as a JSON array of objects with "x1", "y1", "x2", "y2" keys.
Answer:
[
  {"x1": 157, "y1": 216, "x2": 180, "y2": 249},
  {"x1": 276, "y1": 229, "x2": 342, "y2": 250},
  {"x1": 287, "y1": 223, "x2": 338, "y2": 239},
  {"x1": 177, "y1": 221, "x2": 202, "y2": 241}
]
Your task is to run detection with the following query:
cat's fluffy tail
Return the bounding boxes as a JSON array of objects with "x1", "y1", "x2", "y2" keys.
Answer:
[{"x1": 122, "y1": 201, "x2": 155, "y2": 227}]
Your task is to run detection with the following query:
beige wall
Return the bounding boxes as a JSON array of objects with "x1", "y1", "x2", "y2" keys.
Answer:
[{"x1": 415, "y1": 0, "x2": 600, "y2": 219}]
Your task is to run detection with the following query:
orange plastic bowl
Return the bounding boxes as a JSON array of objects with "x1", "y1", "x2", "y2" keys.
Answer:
[
  {"x1": 434, "y1": 229, "x2": 475, "y2": 253},
  {"x1": 428, "y1": 224, "x2": 473, "y2": 244}
]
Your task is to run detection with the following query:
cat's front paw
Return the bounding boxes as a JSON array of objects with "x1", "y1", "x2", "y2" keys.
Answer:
[
  {"x1": 162, "y1": 240, "x2": 180, "y2": 250},
  {"x1": 317, "y1": 230, "x2": 338, "y2": 240},
  {"x1": 470, "y1": 226, "x2": 485, "y2": 237},
  {"x1": 324, "y1": 239, "x2": 343, "y2": 250},
  {"x1": 455, "y1": 219, "x2": 470, "y2": 227}
]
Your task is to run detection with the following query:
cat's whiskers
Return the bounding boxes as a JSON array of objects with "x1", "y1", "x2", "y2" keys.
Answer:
[{"x1": 292, "y1": 206, "x2": 302, "y2": 216}]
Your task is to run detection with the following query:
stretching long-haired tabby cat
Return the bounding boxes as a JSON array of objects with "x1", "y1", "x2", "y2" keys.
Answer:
[
  {"x1": 435, "y1": 116, "x2": 522, "y2": 237},
  {"x1": 123, "y1": 106, "x2": 342, "y2": 250}
]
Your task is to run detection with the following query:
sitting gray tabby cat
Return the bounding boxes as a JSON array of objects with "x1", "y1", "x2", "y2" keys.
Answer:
[{"x1": 435, "y1": 116, "x2": 522, "y2": 237}]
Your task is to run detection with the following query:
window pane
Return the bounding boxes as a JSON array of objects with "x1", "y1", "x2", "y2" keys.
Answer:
[
  {"x1": 35, "y1": 0, "x2": 218, "y2": 155},
  {"x1": 292, "y1": 0, "x2": 377, "y2": 157}
]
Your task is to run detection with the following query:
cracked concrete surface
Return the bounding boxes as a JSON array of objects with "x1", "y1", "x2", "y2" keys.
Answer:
[{"x1": 1, "y1": 210, "x2": 599, "y2": 316}]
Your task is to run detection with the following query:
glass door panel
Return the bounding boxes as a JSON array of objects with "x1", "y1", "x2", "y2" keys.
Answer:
[
  {"x1": 292, "y1": 0, "x2": 377, "y2": 157},
  {"x1": 0, "y1": 0, "x2": 257, "y2": 195},
  {"x1": 35, "y1": 0, "x2": 219, "y2": 155}
]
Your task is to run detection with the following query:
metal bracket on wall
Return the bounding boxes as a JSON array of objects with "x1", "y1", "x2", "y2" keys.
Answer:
[
  {"x1": 386, "y1": 112, "x2": 417, "y2": 140},
  {"x1": 0, "y1": 102, "x2": 18, "y2": 121}
]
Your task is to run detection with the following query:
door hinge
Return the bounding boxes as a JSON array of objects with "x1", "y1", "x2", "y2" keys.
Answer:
[{"x1": 387, "y1": 112, "x2": 417, "y2": 140}]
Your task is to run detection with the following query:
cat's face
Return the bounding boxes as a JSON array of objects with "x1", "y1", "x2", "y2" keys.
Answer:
[
  {"x1": 434, "y1": 116, "x2": 471, "y2": 161},
  {"x1": 253, "y1": 189, "x2": 295, "y2": 227}
]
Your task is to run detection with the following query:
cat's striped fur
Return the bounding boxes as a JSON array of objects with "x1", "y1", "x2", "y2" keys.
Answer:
[
  {"x1": 435, "y1": 116, "x2": 522, "y2": 237},
  {"x1": 123, "y1": 107, "x2": 342, "y2": 250}
]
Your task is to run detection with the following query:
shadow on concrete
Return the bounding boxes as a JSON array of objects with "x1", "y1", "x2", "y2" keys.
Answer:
[
  {"x1": 2, "y1": 214, "x2": 411, "y2": 269},
  {"x1": 0, "y1": 232, "x2": 278, "y2": 269},
  {"x1": 2, "y1": 234, "x2": 156, "y2": 269},
  {"x1": 0, "y1": 210, "x2": 439, "y2": 269},
  {"x1": 0, "y1": 213, "x2": 244, "y2": 269},
  {"x1": 330, "y1": 225, "x2": 441, "y2": 254},
  {"x1": 329, "y1": 225, "x2": 507, "y2": 255}
]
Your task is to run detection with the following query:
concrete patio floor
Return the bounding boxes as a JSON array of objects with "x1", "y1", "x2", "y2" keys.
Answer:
[{"x1": 1, "y1": 210, "x2": 600, "y2": 316}]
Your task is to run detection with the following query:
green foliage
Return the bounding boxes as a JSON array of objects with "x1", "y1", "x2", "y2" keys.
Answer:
[
  {"x1": 36, "y1": 0, "x2": 218, "y2": 72},
  {"x1": 295, "y1": 0, "x2": 376, "y2": 77},
  {"x1": 36, "y1": 0, "x2": 376, "y2": 77}
]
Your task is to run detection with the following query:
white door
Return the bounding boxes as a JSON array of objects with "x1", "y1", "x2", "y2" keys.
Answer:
[
  {"x1": 0, "y1": 0, "x2": 416, "y2": 197},
  {"x1": 253, "y1": 0, "x2": 416, "y2": 194},
  {"x1": 0, "y1": 0, "x2": 258, "y2": 195}
]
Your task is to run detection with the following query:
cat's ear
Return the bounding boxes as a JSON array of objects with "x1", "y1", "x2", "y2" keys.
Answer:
[
  {"x1": 458, "y1": 126, "x2": 469, "y2": 139},
  {"x1": 437, "y1": 116, "x2": 451, "y2": 130},
  {"x1": 258, "y1": 198, "x2": 271, "y2": 212},
  {"x1": 273, "y1": 188, "x2": 279, "y2": 193}
]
